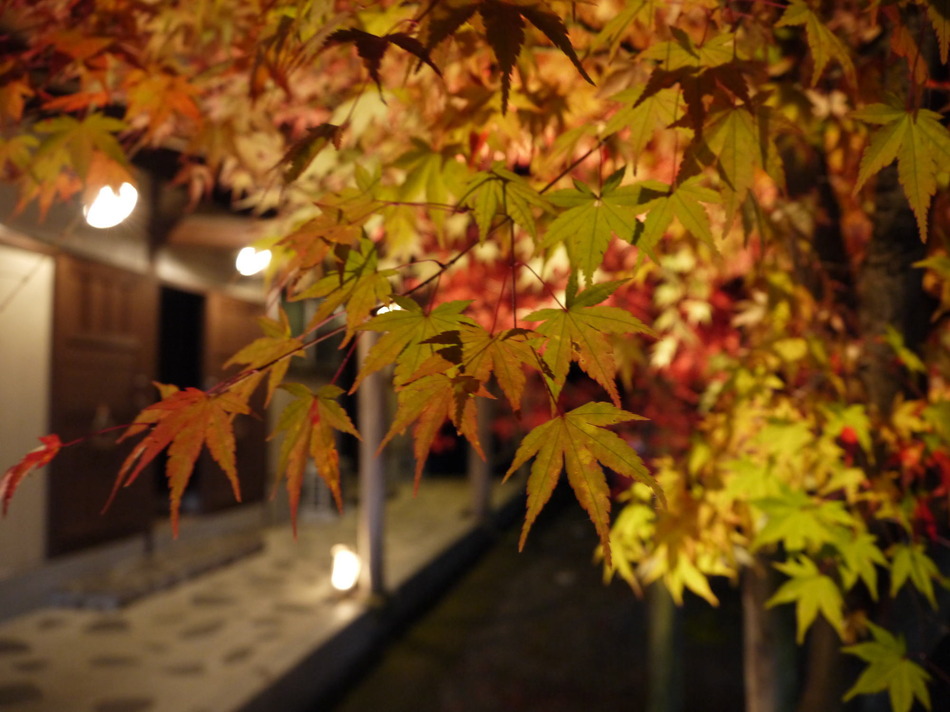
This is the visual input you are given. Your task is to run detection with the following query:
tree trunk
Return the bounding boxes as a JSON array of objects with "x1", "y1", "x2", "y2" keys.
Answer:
[
  {"x1": 646, "y1": 582, "x2": 683, "y2": 712},
  {"x1": 857, "y1": 165, "x2": 930, "y2": 418},
  {"x1": 742, "y1": 555, "x2": 797, "y2": 712}
]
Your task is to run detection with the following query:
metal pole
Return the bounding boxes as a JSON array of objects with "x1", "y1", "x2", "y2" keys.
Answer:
[{"x1": 357, "y1": 331, "x2": 386, "y2": 597}]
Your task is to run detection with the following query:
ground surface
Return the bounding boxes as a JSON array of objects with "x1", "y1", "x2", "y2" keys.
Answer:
[{"x1": 326, "y1": 488, "x2": 746, "y2": 712}]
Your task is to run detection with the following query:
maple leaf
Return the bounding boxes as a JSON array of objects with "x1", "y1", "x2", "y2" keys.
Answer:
[
  {"x1": 461, "y1": 165, "x2": 552, "y2": 241},
  {"x1": 843, "y1": 622, "x2": 932, "y2": 712},
  {"x1": 504, "y1": 402, "x2": 657, "y2": 563},
  {"x1": 640, "y1": 28, "x2": 737, "y2": 71},
  {"x1": 382, "y1": 372, "x2": 488, "y2": 490},
  {"x1": 926, "y1": 0, "x2": 950, "y2": 64},
  {"x1": 122, "y1": 69, "x2": 201, "y2": 140},
  {"x1": 632, "y1": 176, "x2": 720, "y2": 259},
  {"x1": 523, "y1": 280, "x2": 654, "y2": 407},
  {"x1": 542, "y1": 169, "x2": 643, "y2": 282},
  {"x1": 325, "y1": 29, "x2": 441, "y2": 94},
  {"x1": 109, "y1": 386, "x2": 250, "y2": 534},
  {"x1": 279, "y1": 123, "x2": 342, "y2": 184},
  {"x1": 777, "y1": 0, "x2": 856, "y2": 87},
  {"x1": 0, "y1": 78, "x2": 33, "y2": 125},
  {"x1": 753, "y1": 485, "x2": 856, "y2": 552},
  {"x1": 888, "y1": 542, "x2": 943, "y2": 608},
  {"x1": 0, "y1": 134, "x2": 38, "y2": 175},
  {"x1": 353, "y1": 297, "x2": 478, "y2": 391},
  {"x1": 852, "y1": 103, "x2": 950, "y2": 241},
  {"x1": 0, "y1": 435, "x2": 62, "y2": 516},
  {"x1": 455, "y1": 325, "x2": 537, "y2": 411},
  {"x1": 767, "y1": 555, "x2": 846, "y2": 643},
  {"x1": 39, "y1": 113, "x2": 128, "y2": 170},
  {"x1": 296, "y1": 236, "x2": 396, "y2": 341},
  {"x1": 423, "y1": 0, "x2": 592, "y2": 113},
  {"x1": 590, "y1": 0, "x2": 651, "y2": 57},
  {"x1": 29, "y1": 113, "x2": 133, "y2": 206},
  {"x1": 224, "y1": 310, "x2": 305, "y2": 406},
  {"x1": 272, "y1": 383, "x2": 359, "y2": 534},
  {"x1": 277, "y1": 192, "x2": 374, "y2": 288},
  {"x1": 391, "y1": 139, "x2": 469, "y2": 229},
  {"x1": 604, "y1": 86, "x2": 684, "y2": 168},
  {"x1": 834, "y1": 529, "x2": 887, "y2": 599},
  {"x1": 701, "y1": 105, "x2": 758, "y2": 227}
]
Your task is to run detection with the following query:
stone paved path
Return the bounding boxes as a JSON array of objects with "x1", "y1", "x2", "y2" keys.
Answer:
[{"x1": 0, "y1": 478, "x2": 518, "y2": 712}]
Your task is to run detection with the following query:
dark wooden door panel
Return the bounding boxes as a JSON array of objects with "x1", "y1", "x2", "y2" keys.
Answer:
[
  {"x1": 48, "y1": 255, "x2": 158, "y2": 557},
  {"x1": 200, "y1": 292, "x2": 268, "y2": 511}
]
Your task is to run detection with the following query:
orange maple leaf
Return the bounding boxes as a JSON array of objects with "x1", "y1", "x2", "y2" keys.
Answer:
[
  {"x1": 382, "y1": 372, "x2": 490, "y2": 491},
  {"x1": 0, "y1": 435, "x2": 62, "y2": 515},
  {"x1": 272, "y1": 384, "x2": 359, "y2": 533},
  {"x1": 109, "y1": 386, "x2": 250, "y2": 534}
]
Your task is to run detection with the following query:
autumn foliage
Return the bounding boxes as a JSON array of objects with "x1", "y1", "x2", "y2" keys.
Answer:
[{"x1": 4, "y1": 0, "x2": 950, "y2": 708}]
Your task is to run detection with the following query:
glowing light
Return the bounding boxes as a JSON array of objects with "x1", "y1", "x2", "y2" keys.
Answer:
[
  {"x1": 235, "y1": 247, "x2": 272, "y2": 276},
  {"x1": 84, "y1": 182, "x2": 138, "y2": 229},
  {"x1": 330, "y1": 544, "x2": 361, "y2": 592},
  {"x1": 375, "y1": 302, "x2": 401, "y2": 315}
]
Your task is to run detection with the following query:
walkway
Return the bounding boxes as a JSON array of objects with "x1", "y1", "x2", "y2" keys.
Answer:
[{"x1": 0, "y1": 477, "x2": 524, "y2": 712}]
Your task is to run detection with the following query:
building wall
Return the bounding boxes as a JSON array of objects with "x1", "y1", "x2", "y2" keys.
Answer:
[{"x1": 0, "y1": 241, "x2": 53, "y2": 577}]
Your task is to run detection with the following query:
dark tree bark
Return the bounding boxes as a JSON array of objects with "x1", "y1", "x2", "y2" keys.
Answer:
[{"x1": 857, "y1": 165, "x2": 932, "y2": 419}]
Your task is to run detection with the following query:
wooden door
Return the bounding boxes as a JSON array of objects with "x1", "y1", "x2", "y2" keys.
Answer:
[
  {"x1": 48, "y1": 255, "x2": 158, "y2": 556},
  {"x1": 199, "y1": 291, "x2": 267, "y2": 511}
]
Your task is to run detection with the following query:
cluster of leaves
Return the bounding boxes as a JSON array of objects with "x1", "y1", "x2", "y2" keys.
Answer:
[{"x1": 3, "y1": 0, "x2": 950, "y2": 707}]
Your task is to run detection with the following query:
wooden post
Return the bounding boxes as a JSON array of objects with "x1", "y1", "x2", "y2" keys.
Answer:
[{"x1": 357, "y1": 331, "x2": 386, "y2": 597}]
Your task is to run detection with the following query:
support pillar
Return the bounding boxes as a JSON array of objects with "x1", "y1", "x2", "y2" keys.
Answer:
[{"x1": 357, "y1": 332, "x2": 386, "y2": 597}]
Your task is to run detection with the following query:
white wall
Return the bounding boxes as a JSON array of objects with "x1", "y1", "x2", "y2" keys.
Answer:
[{"x1": 0, "y1": 241, "x2": 53, "y2": 576}]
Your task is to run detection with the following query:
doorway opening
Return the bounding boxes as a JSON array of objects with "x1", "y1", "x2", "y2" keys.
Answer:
[{"x1": 156, "y1": 286, "x2": 205, "y2": 515}]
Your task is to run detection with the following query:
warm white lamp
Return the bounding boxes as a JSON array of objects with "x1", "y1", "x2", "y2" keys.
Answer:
[
  {"x1": 330, "y1": 544, "x2": 361, "y2": 592},
  {"x1": 84, "y1": 182, "x2": 138, "y2": 228},
  {"x1": 235, "y1": 246, "x2": 272, "y2": 276}
]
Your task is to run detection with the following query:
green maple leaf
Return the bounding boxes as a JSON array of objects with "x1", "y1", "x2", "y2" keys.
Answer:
[
  {"x1": 889, "y1": 542, "x2": 943, "y2": 608},
  {"x1": 834, "y1": 529, "x2": 886, "y2": 599},
  {"x1": 224, "y1": 310, "x2": 305, "y2": 406},
  {"x1": 767, "y1": 555, "x2": 846, "y2": 643},
  {"x1": 543, "y1": 169, "x2": 643, "y2": 282},
  {"x1": 424, "y1": 0, "x2": 593, "y2": 113},
  {"x1": 524, "y1": 281, "x2": 654, "y2": 407},
  {"x1": 776, "y1": 0, "x2": 856, "y2": 86},
  {"x1": 504, "y1": 401, "x2": 657, "y2": 563},
  {"x1": 296, "y1": 237, "x2": 395, "y2": 341},
  {"x1": 822, "y1": 402, "x2": 873, "y2": 454},
  {"x1": 33, "y1": 113, "x2": 128, "y2": 178},
  {"x1": 853, "y1": 103, "x2": 950, "y2": 241},
  {"x1": 455, "y1": 325, "x2": 537, "y2": 411},
  {"x1": 641, "y1": 27, "x2": 737, "y2": 71},
  {"x1": 272, "y1": 384, "x2": 359, "y2": 533},
  {"x1": 279, "y1": 123, "x2": 341, "y2": 183},
  {"x1": 604, "y1": 86, "x2": 684, "y2": 167},
  {"x1": 394, "y1": 139, "x2": 468, "y2": 205},
  {"x1": 590, "y1": 0, "x2": 650, "y2": 56},
  {"x1": 702, "y1": 106, "x2": 758, "y2": 227},
  {"x1": 277, "y1": 192, "x2": 375, "y2": 288},
  {"x1": 461, "y1": 165, "x2": 551, "y2": 241},
  {"x1": 354, "y1": 298, "x2": 477, "y2": 391},
  {"x1": 843, "y1": 622, "x2": 932, "y2": 712},
  {"x1": 633, "y1": 176, "x2": 720, "y2": 259},
  {"x1": 754, "y1": 485, "x2": 855, "y2": 552}
]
